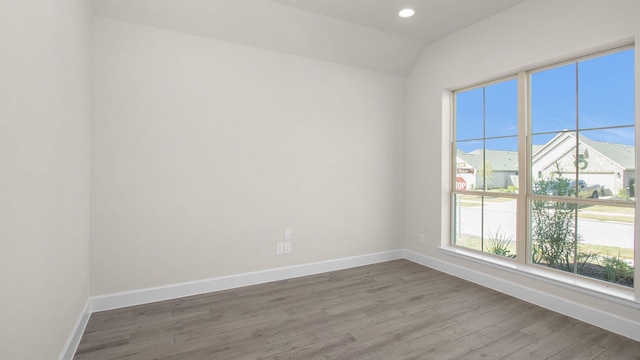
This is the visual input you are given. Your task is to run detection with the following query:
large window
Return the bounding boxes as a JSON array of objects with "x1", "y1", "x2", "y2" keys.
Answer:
[{"x1": 452, "y1": 46, "x2": 635, "y2": 289}]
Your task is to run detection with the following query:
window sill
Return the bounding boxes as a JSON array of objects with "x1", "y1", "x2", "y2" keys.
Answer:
[{"x1": 438, "y1": 246, "x2": 639, "y2": 308}]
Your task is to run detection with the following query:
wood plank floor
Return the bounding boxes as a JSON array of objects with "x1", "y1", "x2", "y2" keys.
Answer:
[{"x1": 74, "y1": 260, "x2": 640, "y2": 359}]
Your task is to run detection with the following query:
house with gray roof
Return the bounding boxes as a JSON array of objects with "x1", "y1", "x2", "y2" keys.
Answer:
[
  {"x1": 456, "y1": 149, "x2": 518, "y2": 190},
  {"x1": 532, "y1": 132, "x2": 635, "y2": 195},
  {"x1": 457, "y1": 132, "x2": 635, "y2": 194}
]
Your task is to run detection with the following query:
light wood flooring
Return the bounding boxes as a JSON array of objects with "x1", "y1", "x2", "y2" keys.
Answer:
[{"x1": 74, "y1": 260, "x2": 640, "y2": 359}]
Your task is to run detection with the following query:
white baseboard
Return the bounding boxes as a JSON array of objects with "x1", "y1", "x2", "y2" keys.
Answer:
[
  {"x1": 59, "y1": 299, "x2": 91, "y2": 360},
  {"x1": 90, "y1": 249, "x2": 404, "y2": 312},
  {"x1": 403, "y1": 249, "x2": 640, "y2": 342}
]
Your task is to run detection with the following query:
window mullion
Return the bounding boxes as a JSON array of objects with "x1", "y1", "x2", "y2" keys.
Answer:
[
  {"x1": 517, "y1": 71, "x2": 528, "y2": 265},
  {"x1": 573, "y1": 62, "x2": 580, "y2": 274}
]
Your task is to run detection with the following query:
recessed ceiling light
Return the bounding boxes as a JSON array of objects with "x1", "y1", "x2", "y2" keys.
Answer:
[{"x1": 399, "y1": 8, "x2": 415, "y2": 18}]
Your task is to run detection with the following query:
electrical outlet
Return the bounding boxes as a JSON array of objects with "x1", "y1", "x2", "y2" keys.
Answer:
[
  {"x1": 284, "y1": 242, "x2": 292, "y2": 254},
  {"x1": 419, "y1": 233, "x2": 425, "y2": 244},
  {"x1": 284, "y1": 227, "x2": 292, "y2": 240},
  {"x1": 276, "y1": 243, "x2": 284, "y2": 255}
]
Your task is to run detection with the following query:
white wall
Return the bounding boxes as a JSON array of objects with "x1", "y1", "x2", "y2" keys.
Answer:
[
  {"x1": 405, "y1": 0, "x2": 640, "y2": 329},
  {"x1": 0, "y1": 1, "x2": 91, "y2": 359},
  {"x1": 91, "y1": 18, "x2": 405, "y2": 295}
]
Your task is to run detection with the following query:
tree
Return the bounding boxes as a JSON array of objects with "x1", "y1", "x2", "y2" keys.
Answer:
[{"x1": 478, "y1": 160, "x2": 493, "y2": 190}]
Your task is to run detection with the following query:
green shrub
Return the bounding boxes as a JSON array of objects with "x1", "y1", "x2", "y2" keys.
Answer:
[
  {"x1": 617, "y1": 188, "x2": 629, "y2": 199},
  {"x1": 602, "y1": 255, "x2": 634, "y2": 284},
  {"x1": 531, "y1": 164, "x2": 582, "y2": 272},
  {"x1": 487, "y1": 227, "x2": 515, "y2": 258}
]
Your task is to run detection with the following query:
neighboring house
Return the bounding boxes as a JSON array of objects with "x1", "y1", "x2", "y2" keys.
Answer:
[
  {"x1": 532, "y1": 132, "x2": 635, "y2": 196},
  {"x1": 456, "y1": 149, "x2": 518, "y2": 190},
  {"x1": 457, "y1": 132, "x2": 635, "y2": 195}
]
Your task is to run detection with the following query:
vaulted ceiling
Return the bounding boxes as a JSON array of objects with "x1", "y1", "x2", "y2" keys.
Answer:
[{"x1": 92, "y1": 0, "x2": 527, "y2": 76}]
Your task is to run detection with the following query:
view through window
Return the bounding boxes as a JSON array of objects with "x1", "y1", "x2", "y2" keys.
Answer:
[{"x1": 452, "y1": 46, "x2": 635, "y2": 289}]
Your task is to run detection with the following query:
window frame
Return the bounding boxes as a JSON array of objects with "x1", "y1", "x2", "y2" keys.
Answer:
[
  {"x1": 449, "y1": 44, "x2": 637, "y2": 297},
  {"x1": 450, "y1": 76, "x2": 520, "y2": 258}
]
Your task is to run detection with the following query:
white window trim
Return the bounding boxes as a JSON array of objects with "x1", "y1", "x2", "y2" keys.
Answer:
[
  {"x1": 438, "y1": 246, "x2": 638, "y2": 307},
  {"x1": 447, "y1": 45, "x2": 639, "y2": 302}
]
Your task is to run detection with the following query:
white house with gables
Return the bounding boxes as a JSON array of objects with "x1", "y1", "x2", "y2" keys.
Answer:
[
  {"x1": 532, "y1": 132, "x2": 635, "y2": 196},
  {"x1": 457, "y1": 132, "x2": 635, "y2": 195}
]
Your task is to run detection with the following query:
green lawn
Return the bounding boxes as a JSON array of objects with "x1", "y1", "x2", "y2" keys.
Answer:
[
  {"x1": 455, "y1": 234, "x2": 633, "y2": 260},
  {"x1": 579, "y1": 244, "x2": 634, "y2": 260},
  {"x1": 456, "y1": 195, "x2": 515, "y2": 207},
  {"x1": 454, "y1": 234, "x2": 517, "y2": 258},
  {"x1": 578, "y1": 204, "x2": 634, "y2": 223}
]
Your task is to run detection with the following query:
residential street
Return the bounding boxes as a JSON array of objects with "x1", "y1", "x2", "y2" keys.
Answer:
[{"x1": 455, "y1": 199, "x2": 634, "y2": 249}]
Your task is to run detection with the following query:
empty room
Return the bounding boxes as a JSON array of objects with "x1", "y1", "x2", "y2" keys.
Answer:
[{"x1": 2, "y1": 0, "x2": 640, "y2": 359}]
